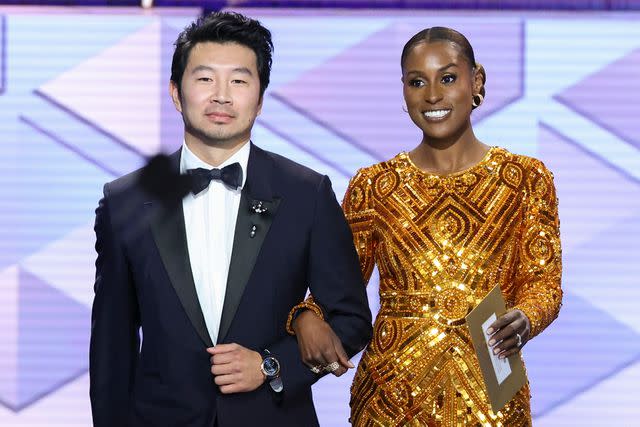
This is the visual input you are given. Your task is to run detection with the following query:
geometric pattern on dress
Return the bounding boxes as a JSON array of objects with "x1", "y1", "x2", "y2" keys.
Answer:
[{"x1": 344, "y1": 148, "x2": 560, "y2": 426}]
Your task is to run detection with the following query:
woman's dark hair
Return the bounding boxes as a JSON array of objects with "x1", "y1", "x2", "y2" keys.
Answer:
[
  {"x1": 401, "y1": 27, "x2": 486, "y2": 101},
  {"x1": 170, "y1": 11, "x2": 273, "y2": 98}
]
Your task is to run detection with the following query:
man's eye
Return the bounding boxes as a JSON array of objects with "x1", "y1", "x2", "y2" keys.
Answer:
[
  {"x1": 232, "y1": 79, "x2": 247, "y2": 84},
  {"x1": 198, "y1": 77, "x2": 212, "y2": 82}
]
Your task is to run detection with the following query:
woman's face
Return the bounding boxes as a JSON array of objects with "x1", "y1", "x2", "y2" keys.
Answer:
[{"x1": 402, "y1": 41, "x2": 481, "y2": 143}]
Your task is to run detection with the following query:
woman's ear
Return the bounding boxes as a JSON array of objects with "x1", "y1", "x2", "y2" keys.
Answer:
[{"x1": 473, "y1": 64, "x2": 485, "y2": 95}]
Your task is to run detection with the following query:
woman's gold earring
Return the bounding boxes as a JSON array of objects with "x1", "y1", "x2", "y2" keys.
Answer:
[{"x1": 472, "y1": 94, "x2": 484, "y2": 108}]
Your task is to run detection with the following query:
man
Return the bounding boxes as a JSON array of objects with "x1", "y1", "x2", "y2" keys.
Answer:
[{"x1": 89, "y1": 11, "x2": 372, "y2": 427}]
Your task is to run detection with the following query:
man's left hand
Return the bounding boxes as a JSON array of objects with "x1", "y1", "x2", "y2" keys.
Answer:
[{"x1": 207, "y1": 343, "x2": 264, "y2": 394}]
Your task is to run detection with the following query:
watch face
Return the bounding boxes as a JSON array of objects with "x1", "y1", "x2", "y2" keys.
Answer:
[{"x1": 262, "y1": 356, "x2": 280, "y2": 377}]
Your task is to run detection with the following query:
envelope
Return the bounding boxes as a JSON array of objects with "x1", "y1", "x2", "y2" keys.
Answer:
[{"x1": 465, "y1": 285, "x2": 527, "y2": 413}]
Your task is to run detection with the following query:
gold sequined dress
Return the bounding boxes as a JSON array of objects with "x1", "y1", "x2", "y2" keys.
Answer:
[{"x1": 345, "y1": 147, "x2": 562, "y2": 427}]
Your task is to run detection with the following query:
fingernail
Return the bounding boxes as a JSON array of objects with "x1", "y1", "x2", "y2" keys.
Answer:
[
  {"x1": 486, "y1": 328, "x2": 494, "y2": 335},
  {"x1": 493, "y1": 347, "x2": 500, "y2": 354},
  {"x1": 348, "y1": 362, "x2": 355, "y2": 368},
  {"x1": 488, "y1": 339, "x2": 495, "y2": 346},
  {"x1": 499, "y1": 354, "x2": 505, "y2": 359}
]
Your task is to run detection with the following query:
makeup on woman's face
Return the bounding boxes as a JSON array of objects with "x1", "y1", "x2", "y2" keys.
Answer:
[{"x1": 402, "y1": 41, "x2": 477, "y2": 142}]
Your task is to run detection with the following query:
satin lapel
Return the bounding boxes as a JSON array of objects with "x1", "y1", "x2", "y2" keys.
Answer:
[
  {"x1": 217, "y1": 144, "x2": 281, "y2": 343},
  {"x1": 150, "y1": 150, "x2": 213, "y2": 348}
]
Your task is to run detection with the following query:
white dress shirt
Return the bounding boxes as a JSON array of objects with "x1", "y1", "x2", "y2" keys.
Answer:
[{"x1": 180, "y1": 141, "x2": 250, "y2": 345}]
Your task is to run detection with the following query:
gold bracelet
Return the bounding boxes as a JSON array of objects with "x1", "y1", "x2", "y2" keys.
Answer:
[{"x1": 285, "y1": 299, "x2": 324, "y2": 335}]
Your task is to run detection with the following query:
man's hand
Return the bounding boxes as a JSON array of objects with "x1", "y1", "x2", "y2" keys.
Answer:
[
  {"x1": 293, "y1": 310, "x2": 353, "y2": 377},
  {"x1": 486, "y1": 309, "x2": 531, "y2": 359},
  {"x1": 206, "y1": 343, "x2": 264, "y2": 394}
]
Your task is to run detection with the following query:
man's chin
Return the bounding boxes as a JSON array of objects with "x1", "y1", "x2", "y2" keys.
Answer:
[
  {"x1": 192, "y1": 130, "x2": 241, "y2": 147},
  {"x1": 184, "y1": 122, "x2": 251, "y2": 148}
]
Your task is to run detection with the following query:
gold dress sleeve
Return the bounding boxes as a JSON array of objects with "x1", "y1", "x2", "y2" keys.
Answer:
[
  {"x1": 342, "y1": 168, "x2": 378, "y2": 285},
  {"x1": 511, "y1": 161, "x2": 563, "y2": 338}
]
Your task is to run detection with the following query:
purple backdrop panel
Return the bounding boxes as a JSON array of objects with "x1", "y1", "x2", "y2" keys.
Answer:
[
  {"x1": 555, "y1": 48, "x2": 640, "y2": 150},
  {"x1": 0, "y1": 267, "x2": 89, "y2": 412}
]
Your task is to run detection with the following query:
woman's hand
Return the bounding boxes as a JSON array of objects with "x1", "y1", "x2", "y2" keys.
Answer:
[
  {"x1": 486, "y1": 309, "x2": 530, "y2": 359},
  {"x1": 292, "y1": 310, "x2": 354, "y2": 377}
]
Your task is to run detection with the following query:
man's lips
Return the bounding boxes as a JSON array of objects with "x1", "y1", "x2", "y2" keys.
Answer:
[{"x1": 205, "y1": 111, "x2": 235, "y2": 123}]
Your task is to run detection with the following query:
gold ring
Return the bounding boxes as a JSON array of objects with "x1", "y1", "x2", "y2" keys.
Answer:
[
  {"x1": 324, "y1": 362, "x2": 340, "y2": 372},
  {"x1": 310, "y1": 365, "x2": 322, "y2": 374}
]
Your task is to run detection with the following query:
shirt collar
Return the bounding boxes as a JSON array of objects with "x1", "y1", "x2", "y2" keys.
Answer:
[{"x1": 180, "y1": 140, "x2": 251, "y2": 190}]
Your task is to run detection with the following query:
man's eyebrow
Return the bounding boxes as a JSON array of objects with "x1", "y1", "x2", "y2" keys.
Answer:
[
  {"x1": 191, "y1": 65, "x2": 214, "y2": 74},
  {"x1": 231, "y1": 67, "x2": 253, "y2": 75},
  {"x1": 190, "y1": 65, "x2": 254, "y2": 75}
]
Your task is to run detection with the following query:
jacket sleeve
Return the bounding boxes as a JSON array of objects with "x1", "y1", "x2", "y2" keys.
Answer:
[
  {"x1": 341, "y1": 168, "x2": 378, "y2": 286},
  {"x1": 269, "y1": 174, "x2": 373, "y2": 397},
  {"x1": 306, "y1": 175, "x2": 373, "y2": 355},
  {"x1": 89, "y1": 184, "x2": 140, "y2": 427}
]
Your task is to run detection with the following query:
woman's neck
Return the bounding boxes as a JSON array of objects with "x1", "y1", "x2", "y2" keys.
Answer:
[{"x1": 409, "y1": 132, "x2": 489, "y2": 175}]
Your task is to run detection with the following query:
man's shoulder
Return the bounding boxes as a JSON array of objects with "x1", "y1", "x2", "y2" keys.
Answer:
[
  {"x1": 102, "y1": 167, "x2": 146, "y2": 202},
  {"x1": 107, "y1": 167, "x2": 143, "y2": 191},
  {"x1": 256, "y1": 146, "x2": 325, "y2": 187},
  {"x1": 104, "y1": 150, "x2": 180, "y2": 199}
]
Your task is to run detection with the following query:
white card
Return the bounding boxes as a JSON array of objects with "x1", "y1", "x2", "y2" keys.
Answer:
[{"x1": 482, "y1": 313, "x2": 512, "y2": 385}]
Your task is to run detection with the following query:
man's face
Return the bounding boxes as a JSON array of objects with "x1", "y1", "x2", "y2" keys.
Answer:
[{"x1": 171, "y1": 41, "x2": 263, "y2": 148}]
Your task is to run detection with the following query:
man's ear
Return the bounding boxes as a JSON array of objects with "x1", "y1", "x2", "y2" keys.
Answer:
[
  {"x1": 256, "y1": 95, "x2": 263, "y2": 117},
  {"x1": 170, "y1": 80, "x2": 182, "y2": 113}
]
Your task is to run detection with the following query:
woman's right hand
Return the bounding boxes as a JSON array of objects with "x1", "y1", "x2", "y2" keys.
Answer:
[{"x1": 292, "y1": 310, "x2": 354, "y2": 377}]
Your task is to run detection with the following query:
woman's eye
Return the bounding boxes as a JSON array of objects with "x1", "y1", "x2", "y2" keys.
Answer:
[
  {"x1": 442, "y1": 74, "x2": 456, "y2": 84},
  {"x1": 409, "y1": 79, "x2": 425, "y2": 88}
]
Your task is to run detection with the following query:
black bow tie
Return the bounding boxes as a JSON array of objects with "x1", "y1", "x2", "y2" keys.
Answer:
[{"x1": 186, "y1": 162, "x2": 243, "y2": 194}]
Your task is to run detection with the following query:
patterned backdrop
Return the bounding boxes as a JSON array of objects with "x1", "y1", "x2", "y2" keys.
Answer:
[{"x1": 0, "y1": 6, "x2": 639, "y2": 426}]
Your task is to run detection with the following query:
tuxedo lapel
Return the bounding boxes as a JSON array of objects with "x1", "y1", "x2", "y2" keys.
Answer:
[
  {"x1": 217, "y1": 144, "x2": 281, "y2": 343},
  {"x1": 150, "y1": 150, "x2": 214, "y2": 348}
]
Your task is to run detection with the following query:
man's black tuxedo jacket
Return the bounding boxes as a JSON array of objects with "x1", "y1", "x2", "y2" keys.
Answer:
[{"x1": 89, "y1": 144, "x2": 372, "y2": 427}]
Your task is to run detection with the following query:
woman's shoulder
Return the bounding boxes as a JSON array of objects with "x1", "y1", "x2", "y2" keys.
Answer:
[
  {"x1": 491, "y1": 147, "x2": 557, "y2": 200},
  {"x1": 492, "y1": 146, "x2": 554, "y2": 177},
  {"x1": 351, "y1": 152, "x2": 409, "y2": 182}
]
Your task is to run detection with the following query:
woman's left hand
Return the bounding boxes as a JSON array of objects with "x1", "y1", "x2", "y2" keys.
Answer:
[{"x1": 486, "y1": 309, "x2": 530, "y2": 359}]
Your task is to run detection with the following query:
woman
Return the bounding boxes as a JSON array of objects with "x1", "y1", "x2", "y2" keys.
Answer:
[{"x1": 288, "y1": 27, "x2": 562, "y2": 426}]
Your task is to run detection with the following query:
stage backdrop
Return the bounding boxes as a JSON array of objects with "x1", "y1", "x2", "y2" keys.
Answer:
[{"x1": 0, "y1": 6, "x2": 639, "y2": 426}]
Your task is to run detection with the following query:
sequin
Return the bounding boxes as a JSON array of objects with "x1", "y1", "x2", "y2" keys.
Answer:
[{"x1": 344, "y1": 147, "x2": 562, "y2": 427}]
